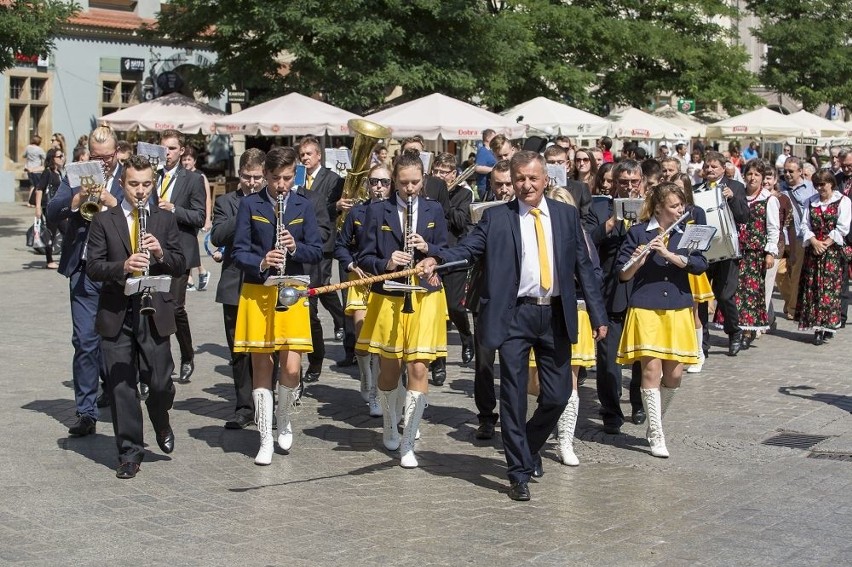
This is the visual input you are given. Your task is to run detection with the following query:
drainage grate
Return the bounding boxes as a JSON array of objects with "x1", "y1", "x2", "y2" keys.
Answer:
[
  {"x1": 761, "y1": 432, "x2": 831, "y2": 450},
  {"x1": 808, "y1": 452, "x2": 852, "y2": 462}
]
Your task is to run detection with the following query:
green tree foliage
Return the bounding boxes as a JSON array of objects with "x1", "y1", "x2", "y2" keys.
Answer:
[
  {"x1": 0, "y1": 1, "x2": 79, "y2": 72},
  {"x1": 748, "y1": 0, "x2": 852, "y2": 111},
  {"x1": 154, "y1": 0, "x2": 760, "y2": 113}
]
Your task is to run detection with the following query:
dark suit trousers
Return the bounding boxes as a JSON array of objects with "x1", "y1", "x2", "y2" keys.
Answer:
[
  {"x1": 169, "y1": 271, "x2": 194, "y2": 362},
  {"x1": 595, "y1": 315, "x2": 642, "y2": 428},
  {"x1": 472, "y1": 313, "x2": 497, "y2": 423},
  {"x1": 498, "y1": 302, "x2": 571, "y2": 484},
  {"x1": 102, "y1": 306, "x2": 175, "y2": 464},
  {"x1": 69, "y1": 269, "x2": 103, "y2": 420},
  {"x1": 338, "y1": 262, "x2": 356, "y2": 357},
  {"x1": 318, "y1": 256, "x2": 344, "y2": 329},
  {"x1": 442, "y1": 270, "x2": 473, "y2": 346},
  {"x1": 223, "y1": 304, "x2": 253, "y2": 417},
  {"x1": 705, "y1": 259, "x2": 740, "y2": 335}
]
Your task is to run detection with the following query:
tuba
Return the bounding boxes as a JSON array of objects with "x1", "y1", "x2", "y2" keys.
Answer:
[{"x1": 336, "y1": 118, "x2": 391, "y2": 230}]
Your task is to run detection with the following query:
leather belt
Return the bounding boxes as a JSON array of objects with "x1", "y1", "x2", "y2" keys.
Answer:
[{"x1": 517, "y1": 296, "x2": 560, "y2": 306}]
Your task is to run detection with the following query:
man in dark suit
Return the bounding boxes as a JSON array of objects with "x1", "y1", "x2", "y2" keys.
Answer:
[
  {"x1": 543, "y1": 144, "x2": 594, "y2": 229},
  {"x1": 694, "y1": 151, "x2": 749, "y2": 355},
  {"x1": 85, "y1": 155, "x2": 186, "y2": 479},
  {"x1": 210, "y1": 148, "x2": 266, "y2": 429},
  {"x1": 297, "y1": 136, "x2": 346, "y2": 382},
  {"x1": 46, "y1": 126, "x2": 124, "y2": 436},
  {"x1": 421, "y1": 151, "x2": 607, "y2": 501},
  {"x1": 156, "y1": 130, "x2": 207, "y2": 383}
]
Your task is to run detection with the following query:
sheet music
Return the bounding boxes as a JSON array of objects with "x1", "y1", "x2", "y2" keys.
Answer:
[
  {"x1": 124, "y1": 275, "x2": 172, "y2": 296},
  {"x1": 264, "y1": 275, "x2": 310, "y2": 287},
  {"x1": 383, "y1": 281, "x2": 427, "y2": 293},
  {"x1": 614, "y1": 198, "x2": 644, "y2": 223},
  {"x1": 546, "y1": 164, "x2": 567, "y2": 188},
  {"x1": 419, "y1": 151, "x2": 433, "y2": 174},
  {"x1": 324, "y1": 148, "x2": 351, "y2": 176},
  {"x1": 679, "y1": 224, "x2": 717, "y2": 251},
  {"x1": 66, "y1": 161, "x2": 106, "y2": 188},
  {"x1": 136, "y1": 142, "x2": 168, "y2": 163}
]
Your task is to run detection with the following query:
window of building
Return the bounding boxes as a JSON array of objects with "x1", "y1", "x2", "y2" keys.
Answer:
[
  {"x1": 100, "y1": 75, "x2": 140, "y2": 114},
  {"x1": 4, "y1": 71, "x2": 50, "y2": 165}
]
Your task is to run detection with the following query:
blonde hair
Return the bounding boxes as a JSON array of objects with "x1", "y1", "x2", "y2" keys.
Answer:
[
  {"x1": 89, "y1": 125, "x2": 118, "y2": 149},
  {"x1": 639, "y1": 182, "x2": 686, "y2": 222},
  {"x1": 546, "y1": 186, "x2": 576, "y2": 207}
]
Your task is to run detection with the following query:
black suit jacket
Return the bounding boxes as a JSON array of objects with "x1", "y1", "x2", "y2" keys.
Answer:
[
  {"x1": 588, "y1": 197, "x2": 631, "y2": 315},
  {"x1": 210, "y1": 189, "x2": 246, "y2": 306},
  {"x1": 437, "y1": 198, "x2": 606, "y2": 349},
  {"x1": 85, "y1": 205, "x2": 186, "y2": 338},
  {"x1": 306, "y1": 166, "x2": 344, "y2": 254},
  {"x1": 46, "y1": 165, "x2": 124, "y2": 277},
  {"x1": 157, "y1": 166, "x2": 206, "y2": 268},
  {"x1": 566, "y1": 179, "x2": 594, "y2": 231},
  {"x1": 423, "y1": 175, "x2": 451, "y2": 216}
]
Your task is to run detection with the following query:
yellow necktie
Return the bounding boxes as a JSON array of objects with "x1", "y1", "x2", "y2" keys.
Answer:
[
  {"x1": 306, "y1": 174, "x2": 314, "y2": 190},
  {"x1": 530, "y1": 208, "x2": 551, "y2": 291},
  {"x1": 709, "y1": 181, "x2": 717, "y2": 190},
  {"x1": 160, "y1": 172, "x2": 172, "y2": 198}
]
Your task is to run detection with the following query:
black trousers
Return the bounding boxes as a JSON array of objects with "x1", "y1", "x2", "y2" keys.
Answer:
[
  {"x1": 472, "y1": 313, "x2": 498, "y2": 423},
  {"x1": 102, "y1": 306, "x2": 175, "y2": 464},
  {"x1": 223, "y1": 304, "x2": 253, "y2": 418},
  {"x1": 170, "y1": 271, "x2": 194, "y2": 362},
  {"x1": 442, "y1": 270, "x2": 473, "y2": 347},
  {"x1": 595, "y1": 315, "x2": 642, "y2": 428},
  {"x1": 308, "y1": 256, "x2": 346, "y2": 368},
  {"x1": 337, "y1": 263, "x2": 356, "y2": 357},
  {"x1": 704, "y1": 259, "x2": 740, "y2": 336},
  {"x1": 498, "y1": 301, "x2": 571, "y2": 484}
]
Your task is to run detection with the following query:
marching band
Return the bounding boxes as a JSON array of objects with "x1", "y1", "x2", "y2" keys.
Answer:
[{"x1": 48, "y1": 124, "x2": 850, "y2": 501}]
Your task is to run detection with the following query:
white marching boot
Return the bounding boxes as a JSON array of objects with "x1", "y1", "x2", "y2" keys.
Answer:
[
  {"x1": 400, "y1": 390, "x2": 426, "y2": 468},
  {"x1": 660, "y1": 385, "x2": 678, "y2": 418},
  {"x1": 366, "y1": 355, "x2": 383, "y2": 417},
  {"x1": 641, "y1": 388, "x2": 669, "y2": 458},
  {"x1": 356, "y1": 353, "x2": 371, "y2": 403},
  {"x1": 556, "y1": 390, "x2": 580, "y2": 466},
  {"x1": 379, "y1": 387, "x2": 402, "y2": 450},
  {"x1": 686, "y1": 327, "x2": 704, "y2": 374},
  {"x1": 276, "y1": 384, "x2": 296, "y2": 451},
  {"x1": 253, "y1": 389, "x2": 274, "y2": 465}
]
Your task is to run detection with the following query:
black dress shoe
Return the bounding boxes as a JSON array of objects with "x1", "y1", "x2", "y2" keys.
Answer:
[
  {"x1": 475, "y1": 421, "x2": 495, "y2": 440},
  {"x1": 741, "y1": 331, "x2": 754, "y2": 350},
  {"x1": 728, "y1": 331, "x2": 743, "y2": 356},
  {"x1": 631, "y1": 408, "x2": 646, "y2": 425},
  {"x1": 813, "y1": 330, "x2": 825, "y2": 346},
  {"x1": 532, "y1": 453, "x2": 544, "y2": 478},
  {"x1": 156, "y1": 426, "x2": 175, "y2": 454},
  {"x1": 68, "y1": 415, "x2": 96, "y2": 436},
  {"x1": 461, "y1": 344, "x2": 474, "y2": 365},
  {"x1": 178, "y1": 360, "x2": 194, "y2": 384},
  {"x1": 603, "y1": 424, "x2": 622, "y2": 435},
  {"x1": 508, "y1": 481, "x2": 531, "y2": 501},
  {"x1": 115, "y1": 461, "x2": 140, "y2": 479},
  {"x1": 336, "y1": 354, "x2": 357, "y2": 367},
  {"x1": 138, "y1": 382, "x2": 150, "y2": 402},
  {"x1": 303, "y1": 366, "x2": 321, "y2": 383},
  {"x1": 430, "y1": 359, "x2": 446, "y2": 386},
  {"x1": 334, "y1": 328, "x2": 344, "y2": 341},
  {"x1": 225, "y1": 413, "x2": 254, "y2": 429},
  {"x1": 96, "y1": 392, "x2": 110, "y2": 408}
]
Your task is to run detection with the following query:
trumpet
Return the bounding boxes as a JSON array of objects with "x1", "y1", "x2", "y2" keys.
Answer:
[
  {"x1": 274, "y1": 192, "x2": 290, "y2": 312},
  {"x1": 447, "y1": 164, "x2": 476, "y2": 192},
  {"x1": 79, "y1": 175, "x2": 102, "y2": 222},
  {"x1": 137, "y1": 199, "x2": 156, "y2": 317},
  {"x1": 402, "y1": 195, "x2": 415, "y2": 314}
]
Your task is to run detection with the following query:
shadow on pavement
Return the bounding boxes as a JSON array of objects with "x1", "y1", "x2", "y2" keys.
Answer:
[
  {"x1": 187, "y1": 424, "x2": 254, "y2": 458},
  {"x1": 195, "y1": 342, "x2": 230, "y2": 361},
  {"x1": 779, "y1": 385, "x2": 852, "y2": 414}
]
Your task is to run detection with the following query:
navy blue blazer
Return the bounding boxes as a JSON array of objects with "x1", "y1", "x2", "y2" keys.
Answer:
[
  {"x1": 334, "y1": 203, "x2": 368, "y2": 269},
  {"x1": 436, "y1": 197, "x2": 606, "y2": 349},
  {"x1": 232, "y1": 188, "x2": 323, "y2": 285},
  {"x1": 46, "y1": 165, "x2": 124, "y2": 277},
  {"x1": 616, "y1": 220, "x2": 708, "y2": 310},
  {"x1": 357, "y1": 193, "x2": 448, "y2": 293}
]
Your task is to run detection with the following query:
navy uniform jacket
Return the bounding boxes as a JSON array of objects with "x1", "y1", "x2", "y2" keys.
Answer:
[
  {"x1": 210, "y1": 189, "x2": 246, "y2": 306},
  {"x1": 334, "y1": 203, "x2": 368, "y2": 269},
  {"x1": 588, "y1": 197, "x2": 632, "y2": 315},
  {"x1": 232, "y1": 188, "x2": 323, "y2": 285},
  {"x1": 616, "y1": 220, "x2": 708, "y2": 310},
  {"x1": 436, "y1": 197, "x2": 606, "y2": 350},
  {"x1": 357, "y1": 193, "x2": 448, "y2": 293},
  {"x1": 45, "y1": 165, "x2": 125, "y2": 277}
]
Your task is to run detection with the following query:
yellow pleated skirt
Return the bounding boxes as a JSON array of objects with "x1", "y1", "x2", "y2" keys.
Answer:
[
  {"x1": 357, "y1": 289, "x2": 448, "y2": 362},
  {"x1": 689, "y1": 273, "x2": 714, "y2": 303},
  {"x1": 616, "y1": 306, "x2": 699, "y2": 365},
  {"x1": 528, "y1": 308, "x2": 595, "y2": 368},
  {"x1": 234, "y1": 283, "x2": 313, "y2": 353},
  {"x1": 344, "y1": 272, "x2": 370, "y2": 315}
]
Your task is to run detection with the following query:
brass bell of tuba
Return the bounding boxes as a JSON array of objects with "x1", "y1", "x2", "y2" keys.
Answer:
[{"x1": 335, "y1": 118, "x2": 391, "y2": 230}]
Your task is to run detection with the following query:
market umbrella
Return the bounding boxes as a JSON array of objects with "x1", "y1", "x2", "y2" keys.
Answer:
[
  {"x1": 500, "y1": 96, "x2": 609, "y2": 138},
  {"x1": 99, "y1": 92, "x2": 224, "y2": 134},
  {"x1": 606, "y1": 107, "x2": 689, "y2": 141},
  {"x1": 786, "y1": 110, "x2": 849, "y2": 138},
  {"x1": 652, "y1": 104, "x2": 707, "y2": 138},
  {"x1": 214, "y1": 92, "x2": 362, "y2": 136},
  {"x1": 705, "y1": 107, "x2": 804, "y2": 139}
]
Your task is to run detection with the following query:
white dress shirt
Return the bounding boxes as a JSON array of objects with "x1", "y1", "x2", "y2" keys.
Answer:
[
  {"x1": 801, "y1": 191, "x2": 852, "y2": 247},
  {"x1": 397, "y1": 195, "x2": 419, "y2": 237},
  {"x1": 517, "y1": 198, "x2": 558, "y2": 298},
  {"x1": 158, "y1": 165, "x2": 178, "y2": 201}
]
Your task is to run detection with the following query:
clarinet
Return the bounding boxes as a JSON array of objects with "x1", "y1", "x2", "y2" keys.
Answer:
[
  {"x1": 137, "y1": 199, "x2": 156, "y2": 316},
  {"x1": 274, "y1": 192, "x2": 290, "y2": 312},
  {"x1": 402, "y1": 195, "x2": 415, "y2": 314}
]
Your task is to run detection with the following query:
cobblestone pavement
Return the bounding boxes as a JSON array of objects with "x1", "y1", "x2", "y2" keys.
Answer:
[{"x1": 0, "y1": 202, "x2": 850, "y2": 566}]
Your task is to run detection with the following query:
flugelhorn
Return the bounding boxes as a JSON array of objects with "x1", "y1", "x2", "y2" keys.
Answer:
[
  {"x1": 137, "y1": 199, "x2": 156, "y2": 317},
  {"x1": 79, "y1": 175, "x2": 102, "y2": 221}
]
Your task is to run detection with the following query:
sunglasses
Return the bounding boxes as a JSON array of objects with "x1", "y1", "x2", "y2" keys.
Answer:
[
  {"x1": 575, "y1": 157, "x2": 591, "y2": 162},
  {"x1": 369, "y1": 178, "x2": 391, "y2": 187},
  {"x1": 55, "y1": 154, "x2": 64, "y2": 158}
]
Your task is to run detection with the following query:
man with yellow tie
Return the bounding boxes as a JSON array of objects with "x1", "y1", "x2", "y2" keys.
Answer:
[{"x1": 419, "y1": 151, "x2": 607, "y2": 502}]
